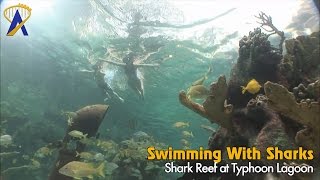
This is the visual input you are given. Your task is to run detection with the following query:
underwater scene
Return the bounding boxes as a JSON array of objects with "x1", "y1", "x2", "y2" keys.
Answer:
[{"x1": 0, "y1": 0, "x2": 319, "y2": 179}]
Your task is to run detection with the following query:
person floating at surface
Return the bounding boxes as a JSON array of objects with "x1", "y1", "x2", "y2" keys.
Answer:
[{"x1": 99, "y1": 52, "x2": 159, "y2": 99}]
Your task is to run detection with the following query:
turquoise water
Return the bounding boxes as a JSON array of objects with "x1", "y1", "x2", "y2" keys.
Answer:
[{"x1": 1, "y1": 0, "x2": 319, "y2": 179}]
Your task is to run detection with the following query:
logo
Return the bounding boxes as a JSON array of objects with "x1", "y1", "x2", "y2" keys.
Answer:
[{"x1": 3, "y1": 4, "x2": 32, "y2": 36}]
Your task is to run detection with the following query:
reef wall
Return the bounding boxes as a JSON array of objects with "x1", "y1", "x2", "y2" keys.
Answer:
[{"x1": 179, "y1": 23, "x2": 319, "y2": 179}]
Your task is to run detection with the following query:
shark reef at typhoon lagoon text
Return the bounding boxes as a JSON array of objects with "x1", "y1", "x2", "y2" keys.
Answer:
[{"x1": 147, "y1": 146, "x2": 314, "y2": 176}]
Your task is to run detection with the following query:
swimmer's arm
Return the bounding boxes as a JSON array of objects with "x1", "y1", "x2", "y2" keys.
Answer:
[
  {"x1": 134, "y1": 63, "x2": 160, "y2": 67},
  {"x1": 98, "y1": 58, "x2": 126, "y2": 66}
]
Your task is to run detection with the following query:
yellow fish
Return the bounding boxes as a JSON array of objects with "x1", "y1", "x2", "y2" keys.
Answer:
[
  {"x1": 76, "y1": 151, "x2": 94, "y2": 160},
  {"x1": 79, "y1": 137, "x2": 96, "y2": 145},
  {"x1": 35, "y1": 147, "x2": 53, "y2": 158},
  {"x1": 191, "y1": 67, "x2": 212, "y2": 86},
  {"x1": 200, "y1": 125, "x2": 216, "y2": 134},
  {"x1": 187, "y1": 85, "x2": 210, "y2": 99},
  {"x1": 31, "y1": 159, "x2": 41, "y2": 169},
  {"x1": 173, "y1": 122, "x2": 189, "y2": 128},
  {"x1": 180, "y1": 139, "x2": 190, "y2": 146},
  {"x1": 241, "y1": 79, "x2": 262, "y2": 94},
  {"x1": 187, "y1": 67, "x2": 212, "y2": 99},
  {"x1": 68, "y1": 130, "x2": 88, "y2": 139},
  {"x1": 182, "y1": 131, "x2": 194, "y2": 138},
  {"x1": 97, "y1": 140, "x2": 116, "y2": 151},
  {"x1": 59, "y1": 161, "x2": 105, "y2": 179}
]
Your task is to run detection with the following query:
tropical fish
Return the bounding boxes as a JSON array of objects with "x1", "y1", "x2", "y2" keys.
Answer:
[
  {"x1": 200, "y1": 125, "x2": 216, "y2": 134},
  {"x1": 93, "y1": 153, "x2": 105, "y2": 161},
  {"x1": 79, "y1": 137, "x2": 96, "y2": 145},
  {"x1": 180, "y1": 139, "x2": 190, "y2": 146},
  {"x1": 12, "y1": 158, "x2": 17, "y2": 164},
  {"x1": 182, "y1": 131, "x2": 194, "y2": 138},
  {"x1": 173, "y1": 122, "x2": 189, "y2": 128},
  {"x1": 144, "y1": 162, "x2": 161, "y2": 171},
  {"x1": 187, "y1": 85, "x2": 210, "y2": 99},
  {"x1": 31, "y1": 159, "x2": 41, "y2": 169},
  {"x1": 35, "y1": 147, "x2": 53, "y2": 158},
  {"x1": 241, "y1": 79, "x2": 262, "y2": 94},
  {"x1": 182, "y1": 146, "x2": 191, "y2": 150},
  {"x1": 192, "y1": 76, "x2": 206, "y2": 86},
  {"x1": 0, "y1": 135, "x2": 13, "y2": 147},
  {"x1": 61, "y1": 111, "x2": 77, "y2": 126},
  {"x1": 58, "y1": 161, "x2": 105, "y2": 179},
  {"x1": 105, "y1": 162, "x2": 119, "y2": 175},
  {"x1": 22, "y1": 155, "x2": 30, "y2": 160},
  {"x1": 97, "y1": 140, "x2": 117, "y2": 151},
  {"x1": 68, "y1": 130, "x2": 87, "y2": 139},
  {"x1": 76, "y1": 151, "x2": 94, "y2": 160},
  {"x1": 186, "y1": 67, "x2": 212, "y2": 99},
  {"x1": 191, "y1": 67, "x2": 212, "y2": 86}
]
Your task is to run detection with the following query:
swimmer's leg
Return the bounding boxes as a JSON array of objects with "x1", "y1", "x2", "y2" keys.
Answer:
[
  {"x1": 103, "y1": 92, "x2": 111, "y2": 101},
  {"x1": 139, "y1": 78, "x2": 144, "y2": 100},
  {"x1": 113, "y1": 92, "x2": 124, "y2": 102},
  {"x1": 135, "y1": 69, "x2": 145, "y2": 100}
]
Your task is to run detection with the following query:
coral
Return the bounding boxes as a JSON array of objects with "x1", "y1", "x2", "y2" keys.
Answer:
[
  {"x1": 292, "y1": 80, "x2": 320, "y2": 102},
  {"x1": 108, "y1": 132, "x2": 167, "y2": 179},
  {"x1": 295, "y1": 128, "x2": 315, "y2": 151},
  {"x1": 230, "y1": 94, "x2": 297, "y2": 166},
  {"x1": 255, "y1": 12, "x2": 285, "y2": 54},
  {"x1": 179, "y1": 21, "x2": 319, "y2": 180},
  {"x1": 264, "y1": 81, "x2": 319, "y2": 131},
  {"x1": 13, "y1": 121, "x2": 62, "y2": 153},
  {"x1": 238, "y1": 27, "x2": 282, "y2": 66},
  {"x1": 227, "y1": 27, "x2": 283, "y2": 108},
  {"x1": 232, "y1": 95, "x2": 271, "y2": 144},
  {"x1": 179, "y1": 75, "x2": 233, "y2": 130},
  {"x1": 0, "y1": 101, "x2": 29, "y2": 135},
  {"x1": 264, "y1": 81, "x2": 320, "y2": 160},
  {"x1": 253, "y1": 108, "x2": 296, "y2": 165},
  {"x1": 279, "y1": 32, "x2": 320, "y2": 87}
]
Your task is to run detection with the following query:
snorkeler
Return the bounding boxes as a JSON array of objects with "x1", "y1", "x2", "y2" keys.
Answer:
[
  {"x1": 93, "y1": 61, "x2": 124, "y2": 102},
  {"x1": 99, "y1": 52, "x2": 159, "y2": 99}
]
